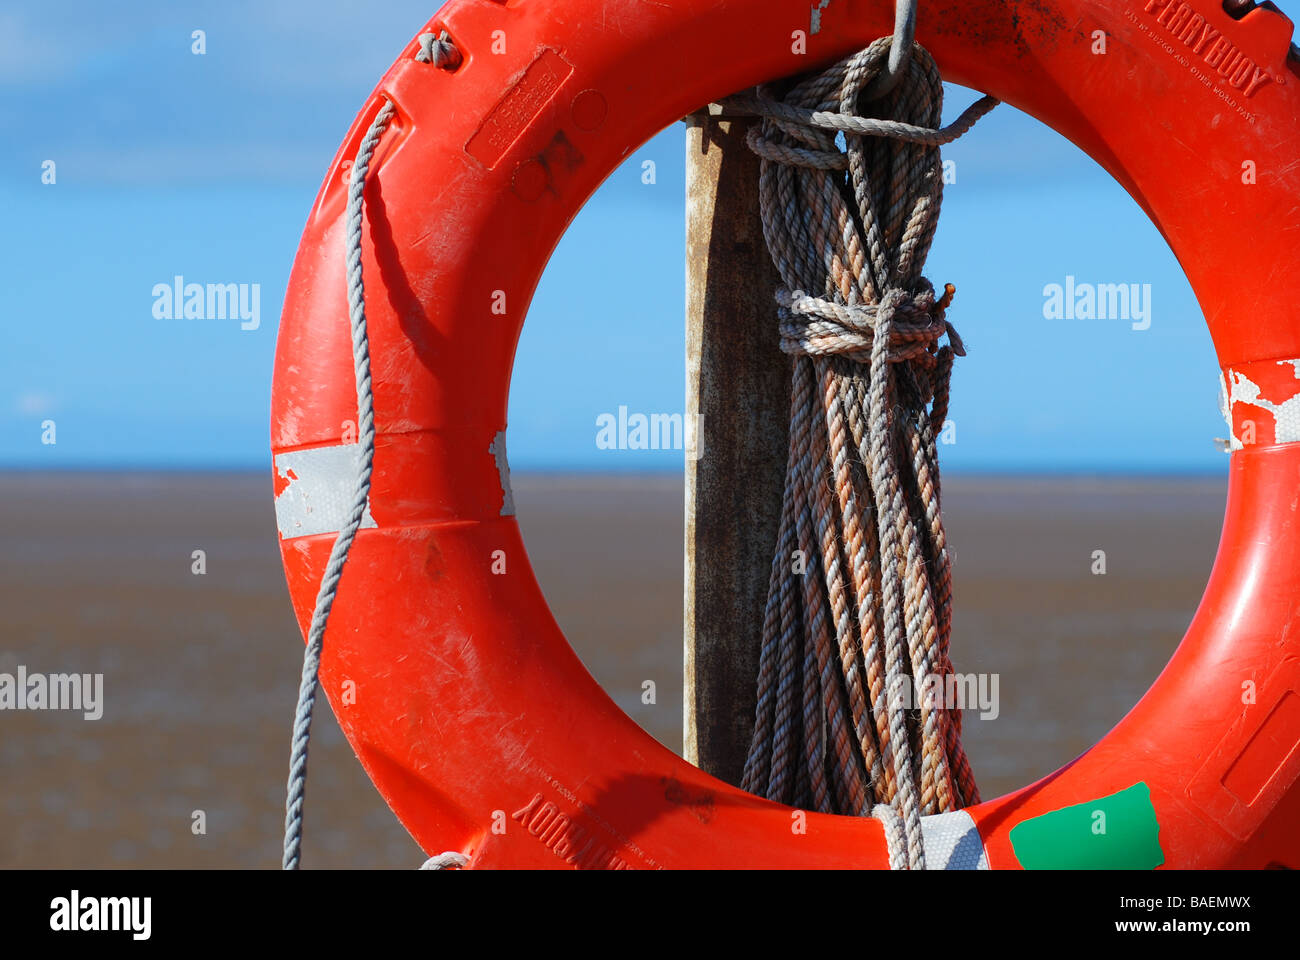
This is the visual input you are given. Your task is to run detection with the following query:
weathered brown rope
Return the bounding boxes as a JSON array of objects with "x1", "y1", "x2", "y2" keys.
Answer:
[{"x1": 732, "y1": 37, "x2": 994, "y2": 869}]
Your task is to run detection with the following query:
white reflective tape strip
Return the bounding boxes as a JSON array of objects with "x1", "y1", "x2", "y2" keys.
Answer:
[
  {"x1": 274, "y1": 444, "x2": 377, "y2": 540},
  {"x1": 1220, "y1": 359, "x2": 1300, "y2": 450},
  {"x1": 921, "y1": 809, "x2": 989, "y2": 870}
]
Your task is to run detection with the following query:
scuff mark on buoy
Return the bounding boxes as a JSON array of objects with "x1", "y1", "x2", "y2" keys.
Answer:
[
  {"x1": 490, "y1": 429, "x2": 516, "y2": 516},
  {"x1": 810, "y1": 0, "x2": 832, "y2": 35}
]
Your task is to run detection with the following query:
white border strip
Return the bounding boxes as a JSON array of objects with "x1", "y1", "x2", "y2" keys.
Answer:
[
  {"x1": 274, "y1": 444, "x2": 377, "y2": 540},
  {"x1": 921, "y1": 809, "x2": 990, "y2": 870}
]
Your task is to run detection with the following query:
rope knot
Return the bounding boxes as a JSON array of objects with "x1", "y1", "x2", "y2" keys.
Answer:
[
  {"x1": 777, "y1": 283, "x2": 964, "y2": 365},
  {"x1": 416, "y1": 30, "x2": 462, "y2": 70},
  {"x1": 740, "y1": 36, "x2": 993, "y2": 870}
]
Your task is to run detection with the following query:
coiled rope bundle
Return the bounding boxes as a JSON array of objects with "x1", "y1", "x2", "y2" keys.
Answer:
[{"x1": 730, "y1": 38, "x2": 997, "y2": 869}]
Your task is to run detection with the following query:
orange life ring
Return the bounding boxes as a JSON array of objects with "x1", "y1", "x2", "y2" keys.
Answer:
[{"x1": 272, "y1": 0, "x2": 1300, "y2": 868}]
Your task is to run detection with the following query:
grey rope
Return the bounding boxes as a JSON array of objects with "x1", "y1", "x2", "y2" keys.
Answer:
[
  {"x1": 416, "y1": 30, "x2": 462, "y2": 69},
  {"x1": 735, "y1": 37, "x2": 994, "y2": 869},
  {"x1": 282, "y1": 99, "x2": 393, "y2": 871},
  {"x1": 721, "y1": 88, "x2": 997, "y2": 147},
  {"x1": 872, "y1": 803, "x2": 907, "y2": 870},
  {"x1": 282, "y1": 32, "x2": 462, "y2": 871}
]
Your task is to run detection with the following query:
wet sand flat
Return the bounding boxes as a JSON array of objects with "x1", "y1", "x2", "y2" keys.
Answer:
[{"x1": 0, "y1": 471, "x2": 1226, "y2": 867}]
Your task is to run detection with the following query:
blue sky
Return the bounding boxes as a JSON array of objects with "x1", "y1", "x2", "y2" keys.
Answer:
[{"x1": 3, "y1": 0, "x2": 1295, "y2": 472}]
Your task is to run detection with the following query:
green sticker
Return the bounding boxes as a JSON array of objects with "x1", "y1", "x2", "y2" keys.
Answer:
[{"x1": 1009, "y1": 782, "x2": 1164, "y2": 870}]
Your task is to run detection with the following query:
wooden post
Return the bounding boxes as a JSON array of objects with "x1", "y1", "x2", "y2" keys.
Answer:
[{"x1": 683, "y1": 109, "x2": 790, "y2": 788}]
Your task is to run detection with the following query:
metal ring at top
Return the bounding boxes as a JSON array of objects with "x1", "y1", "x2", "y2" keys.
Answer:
[{"x1": 863, "y1": 0, "x2": 917, "y2": 100}]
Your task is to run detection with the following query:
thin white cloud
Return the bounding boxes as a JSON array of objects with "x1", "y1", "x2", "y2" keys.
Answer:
[
  {"x1": 49, "y1": 142, "x2": 330, "y2": 184},
  {"x1": 15, "y1": 391, "x2": 56, "y2": 416},
  {"x1": 0, "y1": 11, "x2": 65, "y2": 83}
]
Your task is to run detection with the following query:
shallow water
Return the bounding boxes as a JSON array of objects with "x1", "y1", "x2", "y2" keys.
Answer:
[{"x1": 0, "y1": 471, "x2": 1225, "y2": 867}]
